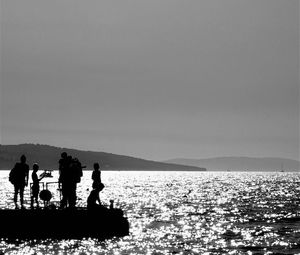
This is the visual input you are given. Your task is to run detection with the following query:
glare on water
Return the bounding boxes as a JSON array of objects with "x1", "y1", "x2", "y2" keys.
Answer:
[{"x1": 0, "y1": 171, "x2": 300, "y2": 254}]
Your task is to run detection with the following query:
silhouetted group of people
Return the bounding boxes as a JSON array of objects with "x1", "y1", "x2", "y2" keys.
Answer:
[
  {"x1": 58, "y1": 152, "x2": 83, "y2": 208},
  {"x1": 9, "y1": 153, "x2": 105, "y2": 210}
]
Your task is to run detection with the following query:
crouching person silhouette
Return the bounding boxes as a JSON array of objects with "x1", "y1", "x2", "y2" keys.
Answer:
[
  {"x1": 31, "y1": 163, "x2": 45, "y2": 209},
  {"x1": 87, "y1": 182, "x2": 105, "y2": 210}
]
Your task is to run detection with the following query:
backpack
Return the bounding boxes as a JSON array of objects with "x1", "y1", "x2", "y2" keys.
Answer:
[
  {"x1": 70, "y1": 159, "x2": 83, "y2": 183},
  {"x1": 9, "y1": 167, "x2": 16, "y2": 185}
]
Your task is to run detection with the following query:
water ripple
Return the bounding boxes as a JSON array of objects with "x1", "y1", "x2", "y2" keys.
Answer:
[{"x1": 0, "y1": 171, "x2": 300, "y2": 254}]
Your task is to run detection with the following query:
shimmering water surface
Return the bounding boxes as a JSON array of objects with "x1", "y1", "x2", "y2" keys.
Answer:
[{"x1": 0, "y1": 171, "x2": 300, "y2": 255}]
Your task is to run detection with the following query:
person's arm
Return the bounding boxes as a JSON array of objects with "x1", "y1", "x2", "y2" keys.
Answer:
[{"x1": 38, "y1": 175, "x2": 45, "y2": 181}]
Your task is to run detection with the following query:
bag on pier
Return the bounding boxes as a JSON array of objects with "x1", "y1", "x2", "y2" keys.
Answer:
[{"x1": 9, "y1": 167, "x2": 16, "y2": 185}]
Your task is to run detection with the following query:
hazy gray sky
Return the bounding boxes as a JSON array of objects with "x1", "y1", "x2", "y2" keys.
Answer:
[{"x1": 1, "y1": 0, "x2": 299, "y2": 161}]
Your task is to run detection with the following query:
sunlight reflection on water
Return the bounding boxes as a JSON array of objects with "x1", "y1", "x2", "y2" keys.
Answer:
[{"x1": 0, "y1": 171, "x2": 300, "y2": 254}]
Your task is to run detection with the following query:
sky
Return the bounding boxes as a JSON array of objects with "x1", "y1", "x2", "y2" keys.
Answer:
[{"x1": 0, "y1": 0, "x2": 299, "y2": 161}]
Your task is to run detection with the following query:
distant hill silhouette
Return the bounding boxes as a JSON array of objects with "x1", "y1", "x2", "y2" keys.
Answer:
[
  {"x1": 0, "y1": 144, "x2": 206, "y2": 171},
  {"x1": 165, "y1": 157, "x2": 300, "y2": 171}
]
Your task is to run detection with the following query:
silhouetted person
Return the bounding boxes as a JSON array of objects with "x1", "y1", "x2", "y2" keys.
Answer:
[
  {"x1": 87, "y1": 182, "x2": 104, "y2": 210},
  {"x1": 58, "y1": 152, "x2": 68, "y2": 182},
  {"x1": 58, "y1": 152, "x2": 70, "y2": 208},
  {"x1": 92, "y1": 162, "x2": 101, "y2": 189},
  {"x1": 9, "y1": 155, "x2": 29, "y2": 209},
  {"x1": 30, "y1": 163, "x2": 45, "y2": 209}
]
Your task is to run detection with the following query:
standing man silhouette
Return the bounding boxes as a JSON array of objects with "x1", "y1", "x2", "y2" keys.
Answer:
[
  {"x1": 9, "y1": 155, "x2": 29, "y2": 209},
  {"x1": 58, "y1": 152, "x2": 70, "y2": 208}
]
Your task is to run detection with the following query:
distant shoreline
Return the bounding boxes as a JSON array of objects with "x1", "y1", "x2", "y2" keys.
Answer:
[{"x1": 0, "y1": 144, "x2": 206, "y2": 171}]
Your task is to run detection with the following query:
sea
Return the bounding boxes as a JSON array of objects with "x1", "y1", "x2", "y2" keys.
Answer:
[{"x1": 0, "y1": 170, "x2": 300, "y2": 255}]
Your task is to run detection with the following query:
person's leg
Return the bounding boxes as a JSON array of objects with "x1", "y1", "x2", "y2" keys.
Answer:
[
  {"x1": 60, "y1": 183, "x2": 67, "y2": 208},
  {"x1": 69, "y1": 183, "x2": 77, "y2": 208},
  {"x1": 31, "y1": 196, "x2": 34, "y2": 208},
  {"x1": 65, "y1": 183, "x2": 73, "y2": 208},
  {"x1": 36, "y1": 197, "x2": 39, "y2": 208},
  {"x1": 14, "y1": 185, "x2": 19, "y2": 208},
  {"x1": 31, "y1": 192, "x2": 38, "y2": 208},
  {"x1": 20, "y1": 185, "x2": 25, "y2": 208},
  {"x1": 64, "y1": 183, "x2": 71, "y2": 207},
  {"x1": 34, "y1": 193, "x2": 39, "y2": 208}
]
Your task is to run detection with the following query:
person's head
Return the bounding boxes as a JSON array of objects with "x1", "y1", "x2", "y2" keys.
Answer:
[
  {"x1": 93, "y1": 163, "x2": 100, "y2": 171},
  {"x1": 33, "y1": 163, "x2": 39, "y2": 172},
  {"x1": 61, "y1": 152, "x2": 67, "y2": 159},
  {"x1": 20, "y1": 155, "x2": 26, "y2": 163}
]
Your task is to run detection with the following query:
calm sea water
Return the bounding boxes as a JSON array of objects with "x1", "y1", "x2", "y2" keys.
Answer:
[{"x1": 0, "y1": 170, "x2": 300, "y2": 255}]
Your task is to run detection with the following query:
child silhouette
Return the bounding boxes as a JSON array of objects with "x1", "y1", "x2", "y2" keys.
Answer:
[{"x1": 31, "y1": 163, "x2": 45, "y2": 208}]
